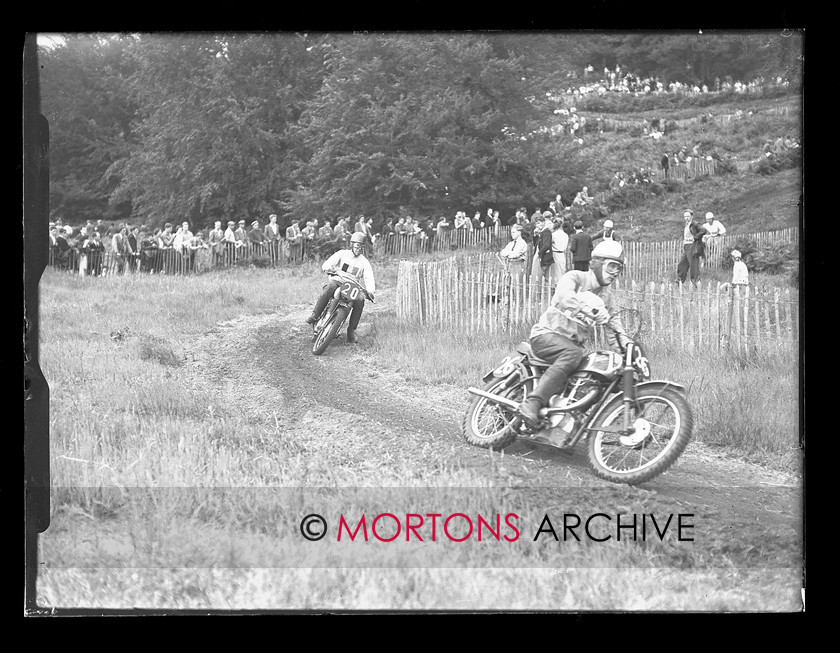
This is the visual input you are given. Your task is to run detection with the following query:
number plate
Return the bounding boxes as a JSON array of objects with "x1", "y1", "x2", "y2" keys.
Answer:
[
  {"x1": 492, "y1": 355, "x2": 518, "y2": 378},
  {"x1": 339, "y1": 281, "x2": 363, "y2": 301}
]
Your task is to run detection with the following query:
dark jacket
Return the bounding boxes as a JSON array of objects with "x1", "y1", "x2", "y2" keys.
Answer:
[
  {"x1": 521, "y1": 222, "x2": 535, "y2": 245},
  {"x1": 538, "y1": 228, "x2": 554, "y2": 266},
  {"x1": 569, "y1": 231, "x2": 593, "y2": 263},
  {"x1": 687, "y1": 221, "x2": 706, "y2": 258}
]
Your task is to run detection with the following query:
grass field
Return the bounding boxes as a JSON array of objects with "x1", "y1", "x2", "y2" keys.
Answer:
[{"x1": 34, "y1": 263, "x2": 802, "y2": 610}]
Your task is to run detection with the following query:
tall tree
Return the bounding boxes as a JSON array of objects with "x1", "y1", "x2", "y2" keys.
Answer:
[
  {"x1": 284, "y1": 33, "x2": 580, "y2": 224},
  {"x1": 110, "y1": 33, "x2": 325, "y2": 228},
  {"x1": 39, "y1": 34, "x2": 138, "y2": 224}
]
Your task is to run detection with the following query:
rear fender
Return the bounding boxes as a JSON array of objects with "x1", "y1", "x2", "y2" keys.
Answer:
[{"x1": 481, "y1": 355, "x2": 532, "y2": 386}]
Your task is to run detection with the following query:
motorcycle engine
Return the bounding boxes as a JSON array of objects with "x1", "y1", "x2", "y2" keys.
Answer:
[{"x1": 552, "y1": 372, "x2": 600, "y2": 409}]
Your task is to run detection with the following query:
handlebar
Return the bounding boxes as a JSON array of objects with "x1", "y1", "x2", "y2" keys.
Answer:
[{"x1": 326, "y1": 270, "x2": 374, "y2": 302}]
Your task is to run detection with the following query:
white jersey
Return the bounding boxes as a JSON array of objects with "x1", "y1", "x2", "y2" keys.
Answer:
[{"x1": 322, "y1": 249, "x2": 376, "y2": 294}]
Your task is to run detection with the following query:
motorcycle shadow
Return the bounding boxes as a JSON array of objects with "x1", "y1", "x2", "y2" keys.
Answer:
[{"x1": 504, "y1": 437, "x2": 589, "y2": 467}]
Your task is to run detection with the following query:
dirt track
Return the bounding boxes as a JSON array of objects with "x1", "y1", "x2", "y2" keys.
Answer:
[{"x1": 184, "y1": 287, "x2": 802, "y2": 551}]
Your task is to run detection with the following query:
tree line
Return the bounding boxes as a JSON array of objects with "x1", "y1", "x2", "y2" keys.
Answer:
[{"x1": 39, "y1": 32, "x2": 802, "y2": 231}]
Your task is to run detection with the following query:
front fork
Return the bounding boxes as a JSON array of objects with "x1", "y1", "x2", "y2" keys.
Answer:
[{"x1": 621, "y1": 344, "x2": 637, "y2": 432}]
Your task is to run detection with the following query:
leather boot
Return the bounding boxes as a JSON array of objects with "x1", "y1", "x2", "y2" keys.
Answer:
[
  {"x1": 306, "y1": 313, "x2": 319, "y2": 325},
  {"x1": 519, "y1": 397, "x2": 543, "y2": 430},
  {"x1": 346, "y1": 329, "x2": 358, "y2": 343}
]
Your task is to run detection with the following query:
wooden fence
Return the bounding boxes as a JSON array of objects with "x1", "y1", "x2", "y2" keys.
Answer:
[
  {"x1": 620, "y1": 227, "x2": 799, "y2": 284},
  {"x1": 396, "y1": 258, "x2": 799, "y2": 354}
]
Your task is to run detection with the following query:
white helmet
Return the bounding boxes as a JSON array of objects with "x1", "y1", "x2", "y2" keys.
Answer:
[
  {"x1": 603, "y1": 219, "x2": 614, "y2": 229},
  {"x1": 592, "y1": 239, "x2": 624, "y2": 263},
  {"x1": 350, "y1": 232, "x2": 367, "y2": 245}
]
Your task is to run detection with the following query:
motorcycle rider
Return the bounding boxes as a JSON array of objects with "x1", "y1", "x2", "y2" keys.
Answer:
[
  {"x1": 306, "y1": 231, "x2": 376, "y2": 343},
  {"x1": 519, "y1": 239, "x2": 633, "y2": 429}
]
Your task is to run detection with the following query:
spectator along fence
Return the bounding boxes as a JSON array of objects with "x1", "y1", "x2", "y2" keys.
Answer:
[
  {"x1": 47, "y1": 228, "x2": 511, "y2": 277},
  {"x1": 396, "y1": 257, "x2": 798, "y2": 354}
]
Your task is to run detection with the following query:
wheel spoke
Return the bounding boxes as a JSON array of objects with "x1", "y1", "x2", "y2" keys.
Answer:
[{"x1": 593, "y1": 395, "x2": 682, "y2": 475}]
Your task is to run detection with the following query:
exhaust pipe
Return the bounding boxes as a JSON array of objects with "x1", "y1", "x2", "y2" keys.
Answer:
[{"x1": 468, "y1": 387, "x2": 520, "y2": 410}]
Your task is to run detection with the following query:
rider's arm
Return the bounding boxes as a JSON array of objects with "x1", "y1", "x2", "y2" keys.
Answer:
[
  {"x1": 550, "y1": 272, "x2": 585, "y2": 312},
  {"x1": 322, "y1": 250, "x2": 343, "y2": 273},
  {"x1": 362, "y1": 259, "x2": 376, "y2": 295}
]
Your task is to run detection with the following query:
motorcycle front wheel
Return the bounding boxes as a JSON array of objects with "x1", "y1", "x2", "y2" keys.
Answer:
[
  {"x1": 312, "y1": 305, "x2": 349, "y2": 356},
  {"x1": 587, "y1": 386, "x2": 693, "y2": 485},
  {"x1": 461, "y1": 377, "x2": 524, "y2": 451}
]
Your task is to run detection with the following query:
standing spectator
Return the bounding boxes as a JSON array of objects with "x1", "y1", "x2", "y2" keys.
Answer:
[
  {"x1": 285, "y1": 219, "x2": 303, "y2": 262},
  {"x1": 421, "y1": 218, "x2": 435, "y2": 252},
  {"x1": 550, "y1": 217, "x2": 569, "y2": 284},
  {"x1": 55, "y1": 226, "x2": 73, "y2": 270},
  {"x1": 318, "y1": 220, "x2": 334, "y2": 240},
  {"x1": 660, "y1": 153, "x2": 670, "y2": 180},
  {"x1": 593, "y1": 219, "x2": 618, "y2": 247},
  {"x1": 208, "y1": 221, "x2": 225, "y2": 266},
  {"x1": 84, "y1": 231, "x2": 106, "y2": 276},
  {"x1": 535, "y1": 212, "x2": 556, "y2": 283},
  {"x1": 264, "y1": 214, "x2": 281, "y2": 261},
  {"x1": 676, "y1": 209, "x2": 705, "y2": 286},
  {"x1": 701, "y1": 211, "x2": 726, "y2": 244},
  {"x1": 529, "y1": 214, "x2": 548, "y2": 278},
  {"x1": 332, "y1": 218, "x2": 349, "y2": 247},
  {"x1": 521, "y1": 214, "x2": 537, "y2": 276},
  {"x1": 157, "y1": 223, "x2": 175, "y2": 273},
  {"x1": 235, "y1": 220, "x2": 248, "y2": 245},
  {"x1": 223, "y1": 220, "x2": 238, "y2": 264},
  {"x1": 568, "y1": 220, "x2": 593, "y2": 271},
  {"x1": 355, "y1": 216, "x2": 374, "y2": 244},
  {"x1": 435, "y1": 215, "x2": 451, "y2": 239},
  {"x1": 111, "y1": 224, "x2": 131, "y2": 274},
  {"x1": 127, "y1": 225, "x2": 140, "y2": 272},
  {"x1": 730, "y1": 250, "x2": 749, "y2": 287},
  {"x1": 234, "y1": 220, "x2": 248, "y2": 263},
  {"x1": 491, "y1": 210, "x2": 501, "y2": 236},
  {"x1": 381, "y1": 218, "x2": 394, "y2": 239},
  {"x1": 471, "y1": 211, "x2": 483, "y2": 230},
  {"x1": 248, "y1": 219, "x2": 266, "y2": 251},
  {"x1": 394, "y1": 217, "x2": 407, "y2": 235},
  {"x1": 499, "y1": 223, "x2": 528, "y2": 282}
]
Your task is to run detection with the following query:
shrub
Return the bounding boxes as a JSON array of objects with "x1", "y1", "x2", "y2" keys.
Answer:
[{"x1": 721, "y1": 238, "x2": 798, "y2": 276}]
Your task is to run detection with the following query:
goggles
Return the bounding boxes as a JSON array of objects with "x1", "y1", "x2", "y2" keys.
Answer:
[{"x1": 604, "y1": 260, "x2": 623, "y2": 274}]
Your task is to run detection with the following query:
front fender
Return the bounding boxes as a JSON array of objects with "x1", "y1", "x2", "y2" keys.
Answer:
[{"x1": 636, "y1": 380, "x2": 688, "y2": 398}]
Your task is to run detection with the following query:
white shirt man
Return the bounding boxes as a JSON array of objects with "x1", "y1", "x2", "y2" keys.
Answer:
[
  {"x1": 702, "y1": 212, "x2": 726, "y2": 243},
  {"x1": 500, "y1": 225, "x2": 528, "y2": 281},
  {"x1": 551, "y1": 220, "x2": 570, "y2": 280}
]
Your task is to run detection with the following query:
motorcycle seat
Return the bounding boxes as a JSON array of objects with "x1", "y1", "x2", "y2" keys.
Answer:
[{"x1": 516, "y1": 342, "x2": 553, "y2": 367}]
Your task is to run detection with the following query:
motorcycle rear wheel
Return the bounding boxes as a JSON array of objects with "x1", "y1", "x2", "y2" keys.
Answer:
[
  {"x1": 587, "y1": 386, "x2": 693, "y2": 485},
  {"x1": 312, "y1": 306, "x2": 349, "y2": 356},
  {"x1": 462, "y1": 377, "x2": 524, "y2": 451}
]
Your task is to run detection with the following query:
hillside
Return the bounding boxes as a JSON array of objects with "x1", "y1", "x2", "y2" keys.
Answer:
[{"x1": 557, "y1": 93, "x2": 801, "y2": 241}]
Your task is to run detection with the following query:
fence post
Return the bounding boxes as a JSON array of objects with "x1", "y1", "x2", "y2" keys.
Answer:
[{"x1": 678, "y1": 282, "x2": 685, "y2": 348}]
